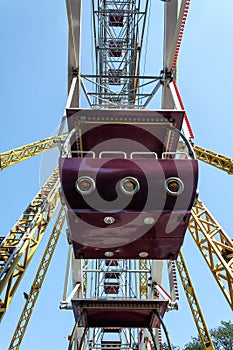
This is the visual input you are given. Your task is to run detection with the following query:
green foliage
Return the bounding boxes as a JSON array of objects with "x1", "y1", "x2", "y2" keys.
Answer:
[
  {"x1": 211, "y1": 321, "x2": 233, "y2": 350},
  {"x1": 162, "y1": 320, "x2": 233, "y2": 350},
  {"x1": 183, "y1": 336, "x2": 202, "y2": 350}
]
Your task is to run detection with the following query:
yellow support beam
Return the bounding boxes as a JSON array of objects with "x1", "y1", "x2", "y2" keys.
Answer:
[
  {"x1": 0, "y1": 134, "x2": 67, "y2": 171},
  {"x1": 176, "y1": 251, "x2": 215, "y2": 350},
  {"x1": 139, "y1": 260, "x2": 150, "y2": 299},
  {"x1": 189, "y1": 199, "x2": 233, "y2": 309},
  {"x1": 0, "y1": 168, "x2": 60, "y2": 322},
  {"x1": 9, "y1": 207, "x2": 66, "y2": 350},
  {"x1": 193, "y1": 144, "x2": 233, "y2": 174}
]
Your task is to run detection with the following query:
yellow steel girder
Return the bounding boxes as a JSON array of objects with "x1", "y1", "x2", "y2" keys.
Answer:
[
  {"x1": 189, "y1": 199, "x2": 233, "y2": 309},
  {"x1": 0, "y1": 134, "x2": 67, "y2": 171},
  {"x1": 139, "y1": 260, "x2": 150, "y2": 299},
  {"x1": 9, "y1": 207, "x2": 66, "y2": 350},
  {"x1": 176, "y1": 251, "x2": 215, "y2": 350},
  {"x1": 193, "y1": 145, "x2": 233, "y2": 174},
  {"x1": 0, "y1": 168, "x2": 60, "y2": 322}
]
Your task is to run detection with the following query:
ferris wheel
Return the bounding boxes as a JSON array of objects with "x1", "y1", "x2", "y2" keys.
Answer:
[{"x1": 0, "y1": 1, "x2": 233, "y2": 350}]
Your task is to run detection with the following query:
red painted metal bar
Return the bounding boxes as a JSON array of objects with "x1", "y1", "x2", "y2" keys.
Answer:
[
  {"x1": 173, "y1": 80, "x2": 194, "y2": 139},
  {"x1": 172, "y1": 0, "x2": 191, "y2": 69}
]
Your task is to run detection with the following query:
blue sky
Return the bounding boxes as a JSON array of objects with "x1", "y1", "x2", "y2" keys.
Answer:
[{"x1": 0, "y1": 0, "x2": 233, "y2": 349}]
